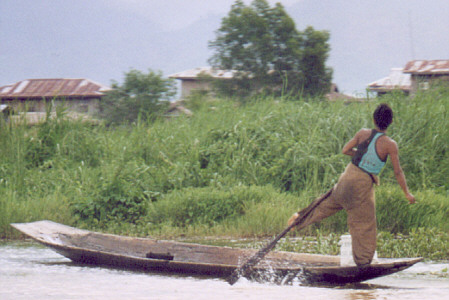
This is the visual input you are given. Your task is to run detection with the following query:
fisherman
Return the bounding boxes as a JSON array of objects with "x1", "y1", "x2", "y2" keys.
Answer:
[{"x1": 288, "y1": 103, "x2": 416, "y2": 266}]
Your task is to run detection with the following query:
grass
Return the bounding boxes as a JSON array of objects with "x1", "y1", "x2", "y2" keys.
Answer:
[{"x1": 1, "y1": 88, "x2": 448, "y2": 259}]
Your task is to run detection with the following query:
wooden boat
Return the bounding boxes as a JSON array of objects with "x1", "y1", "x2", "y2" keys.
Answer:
[{"x1": 11, "y1": 220, "x2": 422, "y2": 285}]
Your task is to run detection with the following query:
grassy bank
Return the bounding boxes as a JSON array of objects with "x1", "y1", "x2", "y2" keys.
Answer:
[{"x1": 1, "y1": 88, "x2": 448, "y2": 258}]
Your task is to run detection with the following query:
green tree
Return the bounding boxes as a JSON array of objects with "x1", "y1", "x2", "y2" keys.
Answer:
[
  {"x1": 99, "y1": 69, "x2": 176, "y2": 124},
  {"x1": 208, "y1": 0, "x2": 332, "y2": 97},
  {"x1": 300, "y1": 26, "x2": 333, "y2": 96}
]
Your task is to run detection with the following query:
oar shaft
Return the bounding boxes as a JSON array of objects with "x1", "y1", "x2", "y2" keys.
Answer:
[{"x1": 227, "y1": 188, "x2": 333, "y2": 285}]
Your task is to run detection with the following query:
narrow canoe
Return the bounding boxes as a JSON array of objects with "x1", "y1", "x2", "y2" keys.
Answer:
[{"x1": 11, "y1": 220, "x2": 422, "y2": 285}]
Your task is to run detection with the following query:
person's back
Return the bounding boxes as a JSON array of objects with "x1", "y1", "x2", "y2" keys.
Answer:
[
  {"x1": 351, "y1": 129, "x2": 387, "y2": 176},
  {"x1": 342, "y1": 103, "x2": 415, "y2": 204},
  {"x1": 288, "y1": 103, "x2": 415, "y2": 266}
]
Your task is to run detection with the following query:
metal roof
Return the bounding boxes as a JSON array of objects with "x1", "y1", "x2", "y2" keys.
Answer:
[
  {"x1": 169, "y1": 67, "x2": 236, "y2": 80},
  {"x1": 368, "y1": 68, "x2": 411, "y2": 91},
  {"x1": 403, "y1": 60, "x2": 449, "y2": 75},
  {"x1": 0, "y1": 78, "x2": 111, "y2": 99}
]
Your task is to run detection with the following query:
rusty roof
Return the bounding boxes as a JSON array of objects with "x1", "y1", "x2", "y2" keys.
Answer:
[
  {"x1": 0, "y1": 78, "x2": 111, "y2": 99},
  {"x1": 403, "y1": 60, "x2": 449, "y2": 75}
]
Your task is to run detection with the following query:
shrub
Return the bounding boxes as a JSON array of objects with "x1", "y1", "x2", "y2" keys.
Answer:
[
  {"x1": 147, "y1": 186, "x2": 250, "y2": 227},
  {"x1": 376, "y1": 186, "x2": 449, "y2": 233},
  {"x1": 71, "y1": 161, "x2": 149, "y2": 225}
]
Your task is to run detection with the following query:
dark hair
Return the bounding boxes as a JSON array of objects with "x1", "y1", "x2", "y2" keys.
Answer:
[{"x1": 373, "y1": 103, "x2": 393, "y2": 130}]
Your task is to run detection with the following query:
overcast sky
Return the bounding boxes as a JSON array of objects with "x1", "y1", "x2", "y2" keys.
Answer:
[
  {"x1": 105, "y1": 0, "x2": 302, "y2": 30},
  {"x1": 1, "y1": 0, "x2": 448, "y2": 96}
]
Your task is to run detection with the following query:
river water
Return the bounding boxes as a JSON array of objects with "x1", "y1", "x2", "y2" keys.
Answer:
[{"x1": 1, "y1": 241, "x2": 448, "y2": 300}]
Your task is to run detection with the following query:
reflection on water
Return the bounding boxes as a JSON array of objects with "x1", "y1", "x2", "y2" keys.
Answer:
[
  {"x1": 0, "y1": 241, "x2": 448, "y2": 300},
  {"x1": 346, "y1": 290, "x2": 378, "y2": 300}
]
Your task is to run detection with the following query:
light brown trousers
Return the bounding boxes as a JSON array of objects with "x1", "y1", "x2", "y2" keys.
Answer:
[{"x1": 297, "y1": 163, "x2": 377, "y2": 265}]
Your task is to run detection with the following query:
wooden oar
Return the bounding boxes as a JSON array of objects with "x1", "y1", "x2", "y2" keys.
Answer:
[{"x1": 226, "y1": 187, "x2": 333, "y2": 285}]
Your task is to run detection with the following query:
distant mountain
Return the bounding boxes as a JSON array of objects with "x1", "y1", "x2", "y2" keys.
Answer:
[{"x1": 0, "y1": 0, "x2": 218, "y2": 87}]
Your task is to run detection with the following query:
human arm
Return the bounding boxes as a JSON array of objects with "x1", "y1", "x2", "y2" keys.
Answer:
[
  {"x1": 388, "y1": 141, "x2": 416, "y2": 204},
  {"x1": 342, "y1": 129, "x2": 366, "y2": 157},
  {"x1": 341, "y1": 131, "x2": 360, "y2": 156}
]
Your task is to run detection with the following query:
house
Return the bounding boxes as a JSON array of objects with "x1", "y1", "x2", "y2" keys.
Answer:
[
  {"x1": 170, "y1": 66, "x2": 351, "y2": 100},
  {"x1": 368, "y1": 68, "x2": 411, "y2": 96},
  {"x1": 403, "y1": 60, "x2": 449, "y2": 93},
  {"x1": 0, "y1": 78, "x2": 111, "y2": 114},
  {"x1": 169, "y1": 67, "x2": 235, "y2": 99}
]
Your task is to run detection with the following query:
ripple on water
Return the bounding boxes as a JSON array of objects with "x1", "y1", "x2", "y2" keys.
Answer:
[{"x1": 0, "y1": 241, "x2": 448, "y2": 300}]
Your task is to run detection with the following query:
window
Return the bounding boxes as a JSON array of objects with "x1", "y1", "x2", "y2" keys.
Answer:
[{"x1": 418, "y1": 81, "x2": 429, "y2": 90}]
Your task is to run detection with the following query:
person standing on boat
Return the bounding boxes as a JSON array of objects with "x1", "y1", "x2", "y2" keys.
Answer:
[{"x1": 288, "y1": 103, "x2": 416, "y2": 266}]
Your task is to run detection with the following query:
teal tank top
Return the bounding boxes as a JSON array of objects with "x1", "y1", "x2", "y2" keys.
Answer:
[{"x1": 352, "y1": 130, "x2": 387, "y2": 175}]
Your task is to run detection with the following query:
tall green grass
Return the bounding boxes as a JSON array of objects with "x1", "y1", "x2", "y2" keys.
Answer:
[{"x1": 1, "y1": 88, "x2": 448, "y2": 241}]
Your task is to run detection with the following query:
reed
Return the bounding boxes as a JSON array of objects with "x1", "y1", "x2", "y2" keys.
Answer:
[
  {"x1": 377, "y1": 228, "x2": 449, "y2": 260},
  {"x1": 1, "y1": 88, "x2": 449, "y2": 247}
]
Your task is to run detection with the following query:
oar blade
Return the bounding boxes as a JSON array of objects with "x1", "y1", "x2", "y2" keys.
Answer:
[{"x1": 226, "y1": 188, "x2": 333, "y2": 285}]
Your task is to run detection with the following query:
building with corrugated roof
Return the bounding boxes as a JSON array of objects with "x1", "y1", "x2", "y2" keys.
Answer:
[
  {"x1": 0, "y1": 78, "x2": 111, "y2": 114},
  {"x1": 368, "y1": 68, "x2": 411, "y2": 96},
  {"x1": 170, "y1": 66, "x2": 353, "y2": 101},
  {"x1": 403, "y1": 60, "x2": 449, "y2": 93},
  {"x1": 169, "y1": 67, "x2": 236, "y2": 99}
]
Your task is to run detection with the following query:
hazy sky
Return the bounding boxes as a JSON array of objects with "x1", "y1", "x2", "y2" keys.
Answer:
[
  {"x1": 1, "y1": 0, "x2": 448, "y2": 96},
  {"x1": 105, "y1": 0, "x2": 302, "y2": 30}
]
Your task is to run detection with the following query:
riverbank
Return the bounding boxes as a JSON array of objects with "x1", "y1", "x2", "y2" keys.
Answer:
[{"x1": 1, "y1": 88, "x2": 448, "y2": 260}]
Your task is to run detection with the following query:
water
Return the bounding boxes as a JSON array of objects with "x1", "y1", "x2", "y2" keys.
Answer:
[{"x1": 1, "y1": 241, "x2": 448, "y2": 300}]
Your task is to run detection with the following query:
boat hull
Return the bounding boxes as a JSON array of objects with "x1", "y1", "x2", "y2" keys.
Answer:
[{"x1": 11, "y1": 220, "x2": 422, "y2": 285}]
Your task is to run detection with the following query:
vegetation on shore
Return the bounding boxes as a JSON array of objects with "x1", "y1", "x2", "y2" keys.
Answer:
[{"x1": 1, "y1": 87, "x2": 448, "y2": 260}]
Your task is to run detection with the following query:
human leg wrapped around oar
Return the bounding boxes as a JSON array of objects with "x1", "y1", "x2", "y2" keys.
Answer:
[{"x1": 288, "y1": 164, "x2": 377, "y2": 266}]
